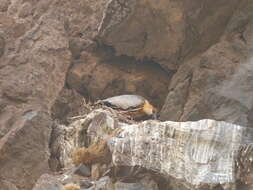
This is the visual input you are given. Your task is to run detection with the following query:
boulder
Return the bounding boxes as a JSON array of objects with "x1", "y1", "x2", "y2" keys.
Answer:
[
  {"x1": 73, "y1": 164, "x2": 91, "y2": 177},
  {"x1": 87, "y1": 176, "x2": 114, "y2": 190}
]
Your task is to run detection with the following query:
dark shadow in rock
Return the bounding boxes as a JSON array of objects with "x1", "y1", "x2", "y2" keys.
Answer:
[{"x1": 66, "y1": 43, "x2": 173, "y2": 111}]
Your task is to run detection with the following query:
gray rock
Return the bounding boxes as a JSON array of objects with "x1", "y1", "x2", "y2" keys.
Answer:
[
  {"x1": 73, "y1": 164, "x2": 91, "y2": 177},
  {"x1": 114, "y1": 182, "x2": 146, "y2": 190},
  {"x1": 79, "y1": 180, "x2": 94, "y2": 188},
  {"x1": 91, "y1": 163, "x2": 108, "y2": 181},
  {"x1": 32, "y1": 174, "x2": 64, "y2": 190},
  {"x1": 108, "y1": 119, "x2": 253, "y2": 188},
  {"x1": 86, "y1": 176, "x2": 114, "y2": 190},
  {"x1": 139, "y1": 175, "x2": 159, "y2": 190},
  {"x1": 44, "y1": 184, "x2": 63, "y2": 190}
]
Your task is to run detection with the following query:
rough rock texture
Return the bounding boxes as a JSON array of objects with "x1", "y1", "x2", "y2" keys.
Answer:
[
  {"x1": 96, "y1": 0, "x2": 253, "y2": 128},
  {"x1": 97, "y1": 0, "x2": 240, "y2": 71},
  {"x1": 109, "y1": 119, "x2": 250, "y2": 188},
  {"x1": 159, "y1": 38, "x2": 250, "y2": 125},
  {"x1": 114, "y1": 180, "x2": 158, "y2": 190},
  {"x1": 0, "y1": 10, "x2": 70, "y2": 189},
  {"x1": 0, "y1": 111, "x2": 52, "y2": 190},
  {"x1": 51, "y1": 88, "x2": 88, "y2": 124},
  {"x1": 0, "y1": 0, "x2": 108, "y2": 189},
  {"x1": 32, "y1": 174, "x2": 64, "y2": 190},
  {"x1": 66, "y1": 49, "x2": 171, "y2": 108},
  {"x1": 1, "y1": 0, "x2": 253, "y2": 189},
  {"x1": 160, "y1": 0, "x2": 253, "y2": 127},
  {"x1": 33, "y1": 169, "x2": 160, "y2": 190},
  {"x1": 47, "y1": 109, "x2": 253, "y2": 190}
]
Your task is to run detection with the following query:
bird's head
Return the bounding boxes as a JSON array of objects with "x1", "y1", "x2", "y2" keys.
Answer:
[{"x1": 143, "y1": 100, "x2": 158, "y2": 120}]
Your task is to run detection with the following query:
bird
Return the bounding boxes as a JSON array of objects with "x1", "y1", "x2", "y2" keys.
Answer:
[{"x1": 97, "y1": 95, "x2": 157, "y2": 120}]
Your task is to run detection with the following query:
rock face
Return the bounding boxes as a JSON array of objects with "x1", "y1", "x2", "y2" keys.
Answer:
[
  {"x1": 0, "y1": 0, "x2": 108, "y2": 189},
  {"x1": 159, "y1": 37, "x2": 251, "y2": 125},
  {"x1": 160, "y1": 1, "x2": 253, "y2": 127},
  {"x1": 42, "y1": 109, "x2": 253, "y2": 190},
  {"x1": 0, "y1": 9, "x2": 70, "y2": 190},
  {"x1": 1, "y1": 0, "x2": 253, "y2": 189},
  {"x1": 66, "y1": 49, "x2": 171, "y2": 108},
  {"x1": 51, "y1": 88, "x2": 88, "y2": 125},
  {"x1": 0, "y1": 111, "x2": 52, "y2": 190},
  {"x1": 97, "y1": 0, "x2": 240, "y2": 71},
  {"x1": 95, "y1": 0, "x2": 253, "y2": 129}
]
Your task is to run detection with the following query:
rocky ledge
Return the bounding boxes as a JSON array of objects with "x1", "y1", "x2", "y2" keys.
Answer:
[{"x1": 34, "y1": 109, "x2": 253, "y2": 190}]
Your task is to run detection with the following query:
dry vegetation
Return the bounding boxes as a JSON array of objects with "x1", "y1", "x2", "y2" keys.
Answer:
[
  {"x1": 72, "y1": 139, "x2": 111, "y2": 166},
  {"x1": 62, "y1": 183, "x2": 80, "y2": 190}
]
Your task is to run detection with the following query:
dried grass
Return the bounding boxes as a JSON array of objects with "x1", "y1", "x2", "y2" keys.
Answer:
[
  {"x1": 62, "y1": 183, "x2": 80, "y2": 190},
  {"x1": 72, "y1": 139, "x2": 111, "y2": 166}
]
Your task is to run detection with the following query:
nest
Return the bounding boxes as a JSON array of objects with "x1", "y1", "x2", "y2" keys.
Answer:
[{"x1": 67, "y1": 99, "x2": 137, "y2": 125}]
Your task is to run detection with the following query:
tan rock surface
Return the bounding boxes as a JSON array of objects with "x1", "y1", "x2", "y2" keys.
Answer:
[{"x1": 160, "y1": 1, "x2": 253, "y2": 128}]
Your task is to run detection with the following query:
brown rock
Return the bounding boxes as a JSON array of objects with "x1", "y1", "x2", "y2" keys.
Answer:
[
  {"x1": 0, "y1": 0, "x2": 108, "y2": 189},
  {"x1": 32, "y1": 174, "x2": 64, "y2": 190},
  {"x1": 160, "y1": 2, "x2": 253, "y2": 127},
  {"x1": 67, "y1": 50, "x2": 171, "y2": 108},
  {"x1": 1, "y1": 180, "x2": 18, "y2": 190},
  {"x1": 0, "y1": 12, "x2": 71, "y2": 189},
  {"x1": 51, "y1": 88, "x2": 88, "y2": 124},
  {"x1": 18, "y1": 2, "x2": 33, "y2": 18},
  {"x1": 98, "y1": 0, "x2": 240, "y2": 71},
  {"x1": 0, "y1": 0, "x2": 10, "y2": 12},
  {"x1": 1, "y1": 0, "x2": 253, "y2": 190},
  {"x1": 0, "y1": 111, "x2": 52, "y2": 190},
  {"x1": 0, "y1": 35, "x2": 5, "y2": 57}
]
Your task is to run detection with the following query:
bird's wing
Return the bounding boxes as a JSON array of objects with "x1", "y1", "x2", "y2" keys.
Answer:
[
  {"x1": 101, "y1": 95, "x2": 145, "y2": 110},
  {"x1": 119, "y1": 106, "x2": 143, "y2": 113}
]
